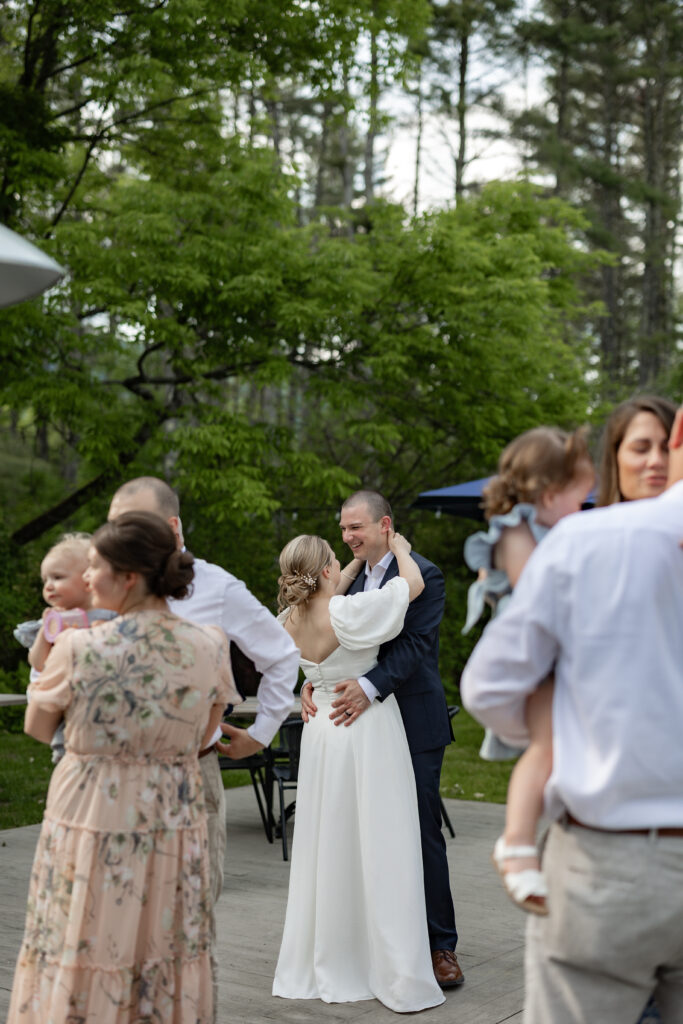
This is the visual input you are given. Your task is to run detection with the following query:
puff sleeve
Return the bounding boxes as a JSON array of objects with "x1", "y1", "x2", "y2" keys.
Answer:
[{"x1": 329, "y1": 577, "x2": 410, "y2": 650}]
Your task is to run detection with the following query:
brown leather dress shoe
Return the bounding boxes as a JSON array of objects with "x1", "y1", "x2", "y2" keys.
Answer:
[{"x1": 431, "y1": 949, "x2": 465, "y2": 988}]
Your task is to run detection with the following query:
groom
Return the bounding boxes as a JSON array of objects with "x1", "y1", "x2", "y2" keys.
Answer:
[{"x1": 302, "y1": 490, "x2": 462, "y2": 988}]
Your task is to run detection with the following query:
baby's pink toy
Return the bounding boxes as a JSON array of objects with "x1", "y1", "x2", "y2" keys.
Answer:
[{"x1": 43, "y1": 608, "x2": 90, "y2": 643}]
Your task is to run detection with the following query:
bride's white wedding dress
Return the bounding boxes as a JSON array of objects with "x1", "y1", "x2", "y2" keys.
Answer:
[{"x1": 272, "y1": 577, "x2": 445, "y2": 1012}]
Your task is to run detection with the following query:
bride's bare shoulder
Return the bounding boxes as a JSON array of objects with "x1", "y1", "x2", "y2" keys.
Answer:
[{"x1": 280, "y1": 605, "x2": 305, "y2": 642}]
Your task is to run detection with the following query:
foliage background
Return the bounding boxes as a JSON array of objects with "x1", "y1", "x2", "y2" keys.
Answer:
[{"x1": 0, "y1": 0, "x2": 680, "y2": 720}]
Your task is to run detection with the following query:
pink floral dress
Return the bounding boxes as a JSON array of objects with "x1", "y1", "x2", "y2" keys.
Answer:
[{"x1": 7, "y1": 610, "x2": 238, "y2": 1024}]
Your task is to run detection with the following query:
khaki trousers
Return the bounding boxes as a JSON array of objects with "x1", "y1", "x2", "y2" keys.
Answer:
[
  {"x1": 525, "y1": 822, "x2": 683, "y2": 1024},
  {"x1": 200, "y1": 752, "x2": 226, "y2": 1024}
]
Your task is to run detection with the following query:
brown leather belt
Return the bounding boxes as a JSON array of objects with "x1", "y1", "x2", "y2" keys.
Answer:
[
  {"x1": 198, "y1": 743, "x2": 217, "y2": 759},
  {"x1": 565, "y1": 813, "x2": 683, "y2": 838}
]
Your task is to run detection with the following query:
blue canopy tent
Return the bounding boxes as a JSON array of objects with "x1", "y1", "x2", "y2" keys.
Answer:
[
  {"x1": 413, "y1": 478, "x2": 595, "y2": 521},
  {"x1": 412, "y1": 478, "x2": 491, "y2": 521}
]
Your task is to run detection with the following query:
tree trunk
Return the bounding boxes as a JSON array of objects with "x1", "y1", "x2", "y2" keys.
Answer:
[
  {"x1": 315, "y1": 101, "x2": 331, "y2": 208},
  {"x1": 637, "y1": 13, "x2": 679, "y2": 386},
  {"x1": 596, "y1": 51, "x2": 626, "y2": 385},
  {"x1": 340, "y1": 69, "x2": 354, "y2": 225},
  {"x1": 364, "y1": 24, "x2": 379, "y2": 202},
  {"x1": 455, "y1": 29, "x2": 468, "y2": 199},
  {"x1": 413, "y1": 62, "x2": 423, "y2": 217},
  {"x1": 265, "y1": 96, "x2": 282, "y2": 166},
  {"x1": 552, "y1": 2, "x2": 571, "y2": 196}
]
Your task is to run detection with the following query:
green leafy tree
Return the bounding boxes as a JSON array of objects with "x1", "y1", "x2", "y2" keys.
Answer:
[{"x1": 1, "y1": 1, "x2": 608, "y2": 689}]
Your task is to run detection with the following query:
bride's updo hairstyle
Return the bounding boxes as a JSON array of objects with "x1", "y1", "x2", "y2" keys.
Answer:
[
  {"x1": 92, "y1": 511, "x2": 194, "y2": 600},
  {"x1": 278, "y1": 535, "x2": 332, "y2": 612},
  {"x1": 482, "y1": 426, "x2": 592, "y2": 520}
]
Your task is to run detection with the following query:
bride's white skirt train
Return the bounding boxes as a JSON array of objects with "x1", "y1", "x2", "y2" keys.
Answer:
[{"x1": 272, "y1": 691, "x2": 445, "y2": 1013}]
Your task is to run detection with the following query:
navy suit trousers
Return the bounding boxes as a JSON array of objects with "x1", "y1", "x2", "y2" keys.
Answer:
[{"x1": 412, "y1": 746, "x2": 458, "y2": 950}]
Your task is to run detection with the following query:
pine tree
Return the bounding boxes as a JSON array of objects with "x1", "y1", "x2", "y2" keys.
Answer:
[{"x1": 513, "y1": 0, "x2": 683, "y2": 393}]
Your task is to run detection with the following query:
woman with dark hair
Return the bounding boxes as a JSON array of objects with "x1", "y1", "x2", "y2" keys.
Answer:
[
  {"x1": 597, "y1": 396, "x2": 676, "y2": 1024},
  {"x1": 597, "y1": 395, "x2": 676, "y2": 506},
  {"x1": 8, "y1": 512, "x2": 240, "y2": 1024}
]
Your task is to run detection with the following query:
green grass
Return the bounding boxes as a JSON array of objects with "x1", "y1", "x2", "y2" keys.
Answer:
[
  {"x1": 221, "y1": 768, "x2": 252, "y2": 789},
  {"x1": 0, "y1": 732, "x2": 54, "y2": 829},
  {"x1": 0, "y1": 707, "x2": 512, "y2": 830},
  {"x1": 0, "y1": 732, "x2": 257, "y2": 830},
  {"x1": 441, "y1": 706, "x2": 515, "y2": 803}
]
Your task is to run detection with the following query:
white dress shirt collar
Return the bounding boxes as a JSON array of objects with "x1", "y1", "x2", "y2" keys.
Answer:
[{"x1": 363, "y1": 550, "x2": 394, "y2": 591}]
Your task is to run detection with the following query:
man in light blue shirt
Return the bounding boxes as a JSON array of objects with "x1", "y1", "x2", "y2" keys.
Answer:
[{"x1": 462, "y1": 407, "x2": 683, "y2": 1023}]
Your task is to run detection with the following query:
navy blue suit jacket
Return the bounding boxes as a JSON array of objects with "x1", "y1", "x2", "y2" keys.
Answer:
[{"x1": 348, "y1": 552, "x2": 453, "y2": 755}]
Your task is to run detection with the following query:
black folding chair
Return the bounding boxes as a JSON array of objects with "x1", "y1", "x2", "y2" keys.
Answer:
[
  {"x1": 440, "y1": 704, "x2": 460, "y2": 838},
  {"x1": 269, "y1": 716, "x2": 305, "y2": 861},
  {"x1": 216, "y1": 641, "x2": 274, "y2": 841},
  {"x1": 217, "y1": 735, "x2": 274, "y2": 844}
]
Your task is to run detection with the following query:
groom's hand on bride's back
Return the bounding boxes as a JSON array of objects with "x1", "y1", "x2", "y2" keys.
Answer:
[{"x1": 330, "y1": 679, "x2": 370, "y2": 726}]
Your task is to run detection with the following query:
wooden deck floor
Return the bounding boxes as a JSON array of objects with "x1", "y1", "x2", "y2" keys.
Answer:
[{"x1": 0, "y1": 789, "x2": 525, "y2": 1023}]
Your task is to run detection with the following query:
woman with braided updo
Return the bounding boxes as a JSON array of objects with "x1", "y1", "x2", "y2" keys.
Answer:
[
  {"x1": 462, "y1": 426, "x2": 594, "y2": 917},
  {"x1": 276, "y1": 534, "x2": 338, "y2": 611},
  {"x1": 272, "y1": 531, "x2": 445, "y2": 1013}
]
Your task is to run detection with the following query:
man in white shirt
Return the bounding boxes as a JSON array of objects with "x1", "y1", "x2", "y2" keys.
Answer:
[
  {"x1": 461, "y1": 408, "x2": 683, "y2": 1023},
  {"x1": 109, "y1": 477, "x2": 300, "y2": 1018}
]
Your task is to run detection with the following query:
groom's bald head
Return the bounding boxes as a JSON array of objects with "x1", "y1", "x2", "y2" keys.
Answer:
[{"x1": 342, "y1": 490, "x2": 392, "y2": 524}]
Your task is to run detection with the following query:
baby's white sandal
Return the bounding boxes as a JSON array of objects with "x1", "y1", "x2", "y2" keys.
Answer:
[{"x1": 492, "y1": 836, "x2": 549, "y2": 916}]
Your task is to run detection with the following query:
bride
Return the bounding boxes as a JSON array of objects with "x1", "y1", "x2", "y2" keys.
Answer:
[{"x1": 272, "y1": 532, "x2": 445, "y2": 1013}]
